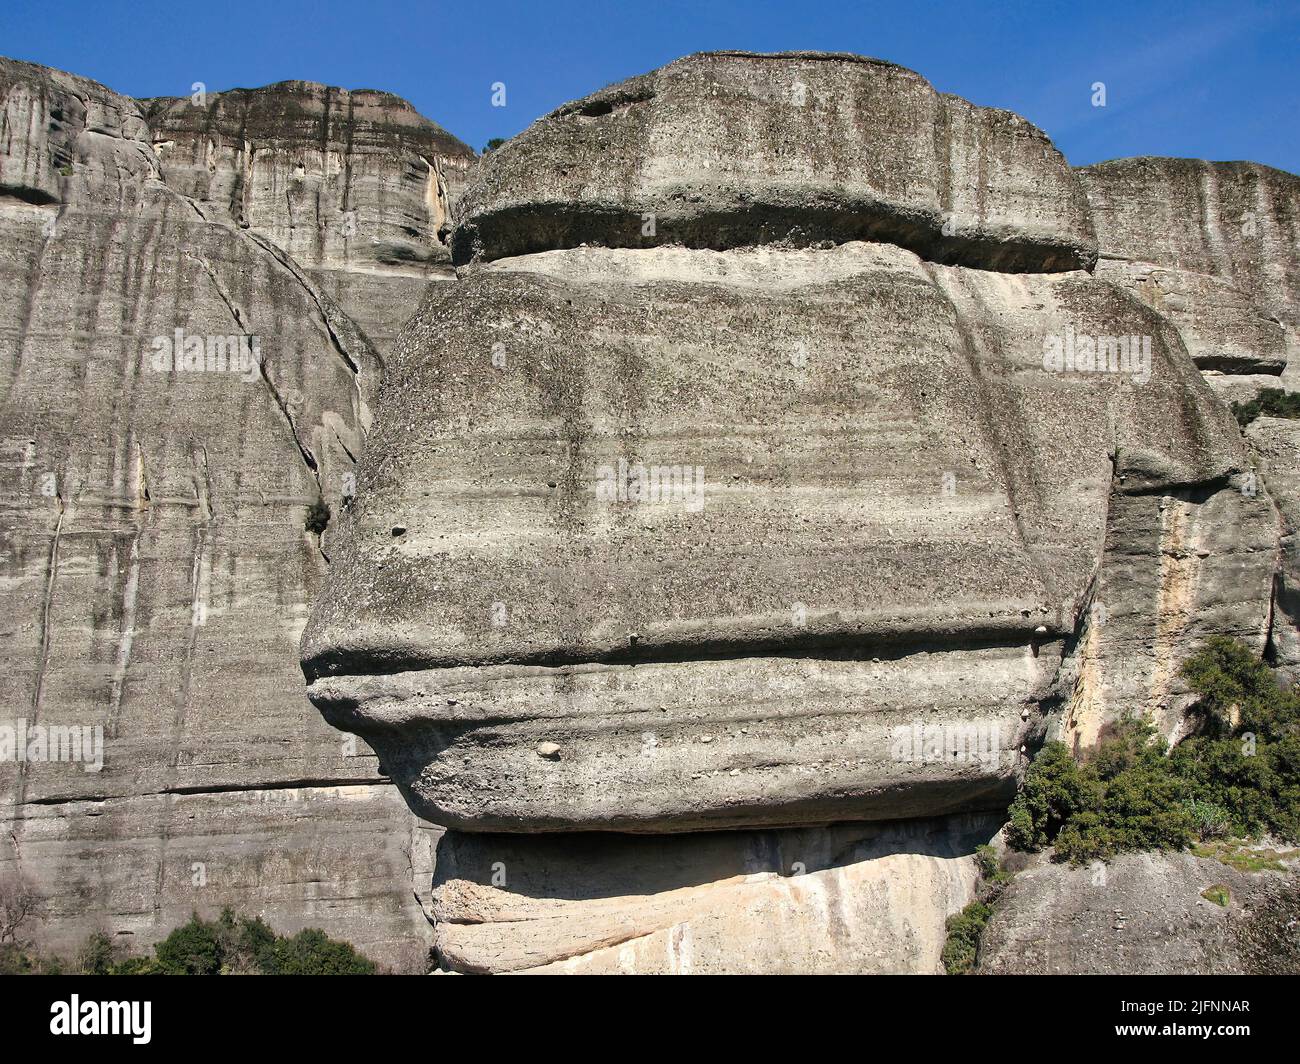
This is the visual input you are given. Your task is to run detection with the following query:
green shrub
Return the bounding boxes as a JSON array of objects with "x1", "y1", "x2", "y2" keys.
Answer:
[
  {"x1": 973, "y1": 844, "x2": 1011, "y2": 887},
  {"x1": 154, "y1": 914, "x2": 223, "y2": 975},
  {"x1": 1232, "y1": 388, "x2": 1300, "y2": 427},
  {"x1": 0, "y1": 943, "x2": 37, "y2": 975},
  {"x1": 1007, "y1": 638, "x2": 1300, "y2": 863},
  {"x1": 1004, "y1": 741, "x2": 1101, "y2": 851},
  {"x1": 942, "y1": 901, "x2": 992, "y2": 975},
  {"x1": 1181, "y1": 635, "x2": 1300, "y2": 742},
  {"x1": 265, "y1": 928, "x2": 376, "y2": 975},
  {"x1": 112, "y1": 956, "x2": 164, "y2": 975},
  {"x1": 1182, "y1": 797, "x2": 1232, "y2": 840},
  {"x1": 149, "y1": 909, "x2": 374, "y2": 975},
  {"x1": 76, "y1": 932, "x2": 117, "y2": 975}
]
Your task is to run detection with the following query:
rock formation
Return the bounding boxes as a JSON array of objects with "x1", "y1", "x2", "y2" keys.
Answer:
[
  {"x1": 1077, "y1": 158, "x2": 1300, "y2": 685},
  {"x1": 2, "y1": 45, "x2": 1295, "y2": 975},
  {"x1": 0, "y1": 56, "x2": 472, "y2": 969},
  {"x1": 303, "y1": 51, "x2": 1291, "y2": 972},
  {"x1": 978, "y1": 850, "x2": 1290, "y2": 974},
  {"x1": 1078, "y1": 158, "x2": 1299, "y2": 383}
]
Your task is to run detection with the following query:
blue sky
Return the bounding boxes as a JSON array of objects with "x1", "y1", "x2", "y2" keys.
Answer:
[{"x1": 3, "y1": 0, "x2": 1298, "y2": 172}]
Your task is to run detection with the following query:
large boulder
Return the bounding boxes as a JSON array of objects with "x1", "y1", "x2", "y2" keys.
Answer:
[
  {"x1": 303, "y1": 52, "x2": 1285, "y2": 972},
  {"x1": 304, "y1": 239, "x2": 1272, "y2": 832},
  {"x1": 453, "y1": 51, "x2": 1097, "y2": 272}
]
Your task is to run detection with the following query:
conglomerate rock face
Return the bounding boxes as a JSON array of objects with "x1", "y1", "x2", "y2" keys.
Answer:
[
  {"x1": 303, "y1": 51, "x2": 1291, "y2": 972},
  {"x1": 3, "y1": 45, "x2": 1295, "y2": 975},
  {"x1": 0, "y1": 56, "x2": 471, "y2": 969},
  {"x1": 977, "y1": 850, "x2": 1293, "y2": 975},
  {"x1": 453, "y1": 51, "x2": 1098, "y2": 272}
]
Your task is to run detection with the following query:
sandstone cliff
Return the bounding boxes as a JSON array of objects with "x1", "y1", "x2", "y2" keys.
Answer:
[{"x1": 0, "y1": 56, "x2": 471, "y2": 969}]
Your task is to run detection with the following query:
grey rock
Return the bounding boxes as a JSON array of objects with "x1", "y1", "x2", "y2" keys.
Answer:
[
  {"x1": 0, "y1": 57, "x2": 442, "y2": 969},
  {"x1": 453, "y1": 51, "x2": 1097, "y2": 272},
  {"x1": 302, "y1": 52, "x2": 1294, "y2": 973},
  {"x1": 1078, "y1": 157, "x2": 1300, "y2": 376},
  {"x1": 304, "y1": 237, "x2": 1270, "y2": 833},
  {"x1": 140, "y1": 81, "x2": 476, "y2": 357},
  {"x1": 978, "y1": 851, "x2": 1286, "y2": 974}
]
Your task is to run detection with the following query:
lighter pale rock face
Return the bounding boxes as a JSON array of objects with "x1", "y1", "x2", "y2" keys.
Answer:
[
  {"x1": 304, "y1": 53, "x2": 1288, "y2": 972},
  {"x1": 433, "y1": 816, "x2": 997, "y2": 974},
  {"x1": 0, "y1": 57, "x2": 471, "y2": 969}
]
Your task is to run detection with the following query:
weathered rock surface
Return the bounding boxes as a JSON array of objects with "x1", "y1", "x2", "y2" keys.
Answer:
[
  {"x1": 304, "y1": 52, "x2": 1289, "y2": 971},
  {"x1": 1078, "y1": 158, "x2": 1300, "y2": 378},
  {"x1": 140, "y1": 82, "x2": 475, "y2": 358},
  {"x1": 453, "y1": 51, "x2": 1097, "y2": 272},
  {"x1": 978, "y1": 851, "x2": 1288, "y2": 974},
  {"x1": 6, "y1": 45, "x2": 1297, "y2": 975},
  {"x1": 433, "y1": 814, "x2": 996, "y2": 973},
  {"x1": 0, "y1": 57, "x2": 468, "y2": 968},
  {"x1": 305, "y1": 239, "x2": 1272, "y2": 832},
  {"x1": 1243, "y1": 416, "x2": 1300, "y2": 674}
]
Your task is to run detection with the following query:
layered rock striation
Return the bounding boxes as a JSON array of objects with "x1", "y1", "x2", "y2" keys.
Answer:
[
  {"x1": 0, "y1": 56, "x2": 471, "y2": 969},
  {"x1": 1078, "y1": 157, "x2": 1300, "y2": 381},
  {"x1": 141, "y1": 81, "x2": 476, "y2": 357},
  {"x1": 454, "y1": 51, "x2": 1096, "y2": 272}
]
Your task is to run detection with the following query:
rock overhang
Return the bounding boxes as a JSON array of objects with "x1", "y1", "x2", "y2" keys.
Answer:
[{"x1": 451, "y1": 50, "x2": 1099, "y2": 272}]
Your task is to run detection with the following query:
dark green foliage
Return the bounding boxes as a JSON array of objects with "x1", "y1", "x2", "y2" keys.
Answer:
[
  {"x1": 1182, "y1": 797, "x2": 1232, "y2": 840},
  {"x1": 974, "y1": 844, "x2": 1011, "y2": 885},
  {"x1": 151, "y1": 909, "x2": 375, "y2": 975},
  {"x1": 1007, "y1": 638, "x2": 1300, "y2": 863},
  {"x1": 940, "y1": 844, "x2": 1013, "y2": 974},
  {"x1": 1005, "y1": 741, "x2": 1102, "y2": 851},
  {"x1": 226, "y1": 910, "x2": 278, "y2": 974},
  {"x1": 0, "y1": 943, "x2": 38, "y2": 975},
  {"x1": 112, "y1": 956, "x2": 164, "y2": 976},
  {"x1": 942, "y1": 901, "x2": 992, "y2": 975},
  {"x1": 305, "y1": 497, "x2": 331, "y2": 535},
  {"x1": 0, "y1": 906, "x2": 378, "y2": 976},
  {"x1": 154, "y1": 914, "x2": 224, "y2": 975},
  {"x1": 264, "y1": 928, "x2": 376, "y2": 975},
  {"x1": 481, "y1": 137, "x2": 506, "y2": 153},
  {"x1": 1231, "y1": 388, "x2": 1300, "y2": 427}
]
